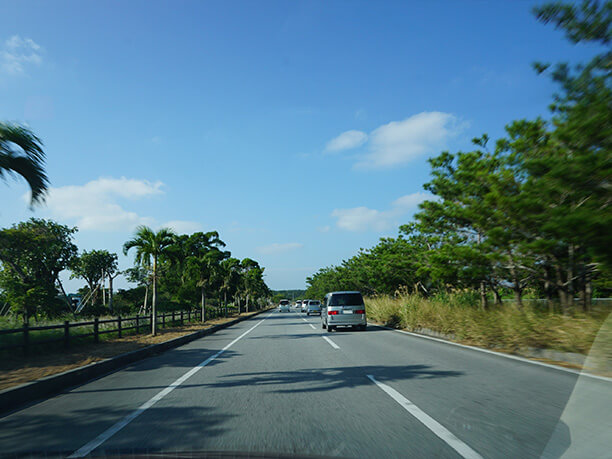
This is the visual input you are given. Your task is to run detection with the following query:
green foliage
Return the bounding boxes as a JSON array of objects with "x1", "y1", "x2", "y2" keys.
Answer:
[
  {"x1": 0, "y1": 219, "x2": 77, "y2": 321},
  {"x1": 70, "y1": 249, "x2": 118, "y2": 307},
  {"x1": 0, "y1": 122, "x2": 49, "y2": 206}
]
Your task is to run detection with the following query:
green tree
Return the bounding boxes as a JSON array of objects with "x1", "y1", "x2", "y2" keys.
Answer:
[
  {"x1": 123, "y1": 226, "x2": 176, "y2": 335},
  {"x1": 220, "y1": 257, "x2": 242, "y2": 312},
  {"x1": 0, "y1": 219, "x2": 77, "y2": 322},
  {"x1": 125, "y1": 266, "x2": 151, "y2": 313},
  {"x1": 70, "y1": 250, "x2": 119, "y2": 311},
  {"x1": 184, "y1": 231, "x2": 229, "y2": 321},
  {"x1": 0, "y1": 123, "x2": 49, "y2": 206}
]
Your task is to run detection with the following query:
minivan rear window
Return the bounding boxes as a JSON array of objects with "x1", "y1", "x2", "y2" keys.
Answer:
[
  {"x1": 329, "y1": 293, "x2": 364, "y2": 306},
  {"x1": 309, "y1": 301, "x2": 320, "y2": 305},
  {"x1": 280, "y1": 300, "x2": 290, "y2": 305}
]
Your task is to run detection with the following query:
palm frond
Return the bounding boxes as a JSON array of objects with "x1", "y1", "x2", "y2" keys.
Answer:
[{"x1": 0, "y1": 122, "x2": 49, "y2": 205}]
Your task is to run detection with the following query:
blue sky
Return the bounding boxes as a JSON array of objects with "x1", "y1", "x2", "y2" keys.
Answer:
[{"x1": 0, "y1": 0, "x2": 596, "y2": 291}]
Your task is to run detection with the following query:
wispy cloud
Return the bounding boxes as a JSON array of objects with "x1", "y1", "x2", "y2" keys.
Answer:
[
  {"x1": 332, "y1": 192, "x2": 433, "y2": 232},
  {"x1": 323, "y1": 112, "x2": 467, "y2": 169},
  {"x1": 35, "y1": 177, "x2": 164, "y2": 232},
  {"x1": 357, "y1": 112, "x2": 465, "y2": 169},
  {"x1": 325, "y1": 130, "x2": 368, "y2": 153},
  {"x1": 257, "y1": 242, "x2": 303, "y2": 255},
  {"x1": 1, "y1": 35, "x2": 43, "y2": 75}
]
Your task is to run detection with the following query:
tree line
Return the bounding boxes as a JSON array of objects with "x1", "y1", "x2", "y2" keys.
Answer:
[
  {"x1": 306, "y1": 1, "x2": 612, "y2": 312},
  {"x1": 0, "y1": 219, "x2": 270, "y2": 330}
]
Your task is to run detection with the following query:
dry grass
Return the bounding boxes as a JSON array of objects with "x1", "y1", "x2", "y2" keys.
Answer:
[
  {"x1": 366, "y1": 294, "x2": 610, "y2": 355},
  {"x1": 0, "y1": 311, "x2": 264, "y2": 391}
]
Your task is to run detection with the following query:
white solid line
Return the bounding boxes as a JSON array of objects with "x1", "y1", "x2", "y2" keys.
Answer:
[
  {"x1": 374, "y1": 325, "x2": 612, "y2": 383},
  {"x1": 367, "y1": 375, "x2": 482, "y2": 459},
  {"x1": 309, "y1": 324, "x2": 316, "y2": 330},
  {"x1": 322, "y1": 336, "x2": 340, "y2": 349},
  {"x1": 69, "y1": 318, "x2": 267, "y2": 458}
]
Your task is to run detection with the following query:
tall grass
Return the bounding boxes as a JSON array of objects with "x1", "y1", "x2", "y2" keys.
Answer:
[{"x1": 366, "y1": 294, "x2": 609, "y2": 354}]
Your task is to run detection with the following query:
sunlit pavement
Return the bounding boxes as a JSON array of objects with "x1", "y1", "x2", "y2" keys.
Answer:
[{"x1": 0, "y1": 310, "x2": 610, "y2": 458}]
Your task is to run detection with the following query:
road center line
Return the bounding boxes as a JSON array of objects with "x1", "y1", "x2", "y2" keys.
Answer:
[
  {"x1": 367, "y1": 375, "x2": 482, "y2": 459},
  {"x1": 69, "y1": 317, "x2": 268, "y2": 458},
  {"x1": 322, "y1": 336, "x2": 340, "y2": 349},
  {"x1": 309, "y1": 323, "x2": 316, "y2": 330}
]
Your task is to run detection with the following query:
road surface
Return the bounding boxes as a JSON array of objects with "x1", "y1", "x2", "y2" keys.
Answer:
[{"x1": 0, "y1": 309, "x2": 610, "y2": 458}]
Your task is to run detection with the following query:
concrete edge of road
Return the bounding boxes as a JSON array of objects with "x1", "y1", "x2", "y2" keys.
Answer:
[
  {"x1": 372, "y1": 323, "x2": 612, "y2": 383},
  {"x1": 0, "y1": 308, "x2": 272, "y2": 416}
]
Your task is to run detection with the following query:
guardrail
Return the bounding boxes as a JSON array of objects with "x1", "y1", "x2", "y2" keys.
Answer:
[{"x1": 0, "y1": 305, "x2": 242, "y2": 355}]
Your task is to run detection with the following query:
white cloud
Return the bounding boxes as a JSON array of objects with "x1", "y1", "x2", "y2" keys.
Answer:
[
  {"x1": 317, "y1": 225, "x2": 331, "y2": 233},
  {"x1": 162, "y1": 220, "x2": 202, "y2": 234},
  {"x1": 357, "y1": 112, "x2": 463, "y2": 169},
  {"x1": 1, "y1": 35, "x2": 43, "y2": 75},
  {"x1": 257, "y1": 242, "x2": 303, "y2": 255},
  {"x1": 332, "y1": 192, "x2": 433, "y2": 232},
  {"x1": 332, "y1": 207, "x2": 386, "y2": 232},
  {"x1": 325, "y1": 130, "x2": 368, "y2": 153},
  {"x1": 39, "y1": 177, "x2": 164, "y2": 232},
  {"x1": 323, "y1": 112, "x2": 466, "y2": 169}
]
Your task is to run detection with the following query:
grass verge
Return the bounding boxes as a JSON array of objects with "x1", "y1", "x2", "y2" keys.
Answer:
[{"x1": 366, "y1": 294, "x2": 612, "y2": 373}]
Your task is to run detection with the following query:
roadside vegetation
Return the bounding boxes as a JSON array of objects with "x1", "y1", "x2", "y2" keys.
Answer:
[
  {"x1": 0, "y1": 219, "x2": 271, "y2": 337},
  {"x1": 306, "y1": 1, "x2": 612, "y2": 355},
  {"x1": 366, "y1": 293, "x2": 609, "y2": 355}
]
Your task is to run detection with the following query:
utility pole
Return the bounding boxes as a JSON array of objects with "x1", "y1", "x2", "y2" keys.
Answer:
[
  {"x1": 108, "y1": 270, "x2": 121, "y2": 313},
  {"x1": 101, "y1": 269, "x2": 106, "y2": 306}
]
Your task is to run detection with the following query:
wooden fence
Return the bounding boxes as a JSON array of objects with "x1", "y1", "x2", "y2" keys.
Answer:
[{"x1": 0, "y1": 305, "x2": 241, "y2": 355}]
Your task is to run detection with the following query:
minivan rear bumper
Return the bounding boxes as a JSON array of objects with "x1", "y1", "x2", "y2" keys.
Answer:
[{"x1": 327, "y1": 314, "x2": 366, "y2": 326}]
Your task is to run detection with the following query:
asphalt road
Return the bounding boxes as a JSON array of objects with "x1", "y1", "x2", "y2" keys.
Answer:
[{"x1": 0, "y1": 308, "x2": 610, "y2": 458}]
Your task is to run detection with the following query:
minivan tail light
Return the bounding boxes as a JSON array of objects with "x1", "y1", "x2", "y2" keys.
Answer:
[
  {"x1": 355, "y1": 309, "x2": 365, "y2": 314},
  {"x1": 328, "y1": 310, "x2": 338, "y2": 315}
]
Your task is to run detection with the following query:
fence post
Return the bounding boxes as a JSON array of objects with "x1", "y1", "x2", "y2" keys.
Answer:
[
  {"x1": 172, "y1": 311, "x2": 175, "y2": 325},
  {"x1": 162, "y1": 313, "x2": 165, "y2": 328},
  {"x1": 23, "y1": 322, "x2": 29, "y2": 355},
  {"x1": 64, "y1": 320, "x2": 70, "y2": 348},
  {"x1": 93, "y1": 317, "x2": 99, "y2": 343},
  {"x1": 188, "y1": 309, "x2": 191, "y2": 322},
  {"x1": 118, "y1": 316, "x2": 122, "y2": 338},
  {"x1": 180, "y1": 310, "x2": 184, "y2": 326},
  {"x1": 136, "y1": 315, "x2": 140, "y2": 334}
]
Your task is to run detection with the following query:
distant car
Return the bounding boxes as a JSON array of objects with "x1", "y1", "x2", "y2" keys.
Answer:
[
  {"x1": 295, "y1": 300, "x2": 302, "y2": 309},
  {"x1": 321, "y1": 291, "x2": 366, "y2": 331},
  {"x1": 301, "y1": 299, "x2": 309, "y2": 313},
  {"x1": 306, "y1": 300, "x2": 321, "y2": 316},
  {"x1": 278, "y1": 299, "x2": 291, "y2": 312}
]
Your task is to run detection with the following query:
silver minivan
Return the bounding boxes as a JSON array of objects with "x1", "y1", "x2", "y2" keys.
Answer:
[
  {"x1": 321, "y1": 291, "x2": 366, "y2": 332},
  {"x1": 306, "y1": 299, "x2": 321, "y2": 316}
]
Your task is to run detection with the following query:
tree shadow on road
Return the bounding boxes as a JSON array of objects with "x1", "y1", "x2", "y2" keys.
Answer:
[
  {"x1": 0, "y1": 404, "x2": 233, "y2": 456},
  {"x1": 201, "y1": 364, "x2": 464, "y2": 394},
  {"x1": 64, "y1": 363, "x2": 462, "y2": 397}
]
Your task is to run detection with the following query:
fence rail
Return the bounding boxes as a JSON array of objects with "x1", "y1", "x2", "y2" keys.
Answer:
[{"x1": 0, "y1": 305, "x2": 243, "y2": 355}]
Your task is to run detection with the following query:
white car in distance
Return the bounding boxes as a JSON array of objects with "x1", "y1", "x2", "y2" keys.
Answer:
[{"x1": 278, "y1": 299, "x2": 291, "y2": 312}]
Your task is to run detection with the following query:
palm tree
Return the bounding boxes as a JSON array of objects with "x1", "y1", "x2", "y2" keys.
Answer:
[
  {"x1": 220, "y1": 257, "x2": 241, "y2": 314},
  {"x1": 123, "y1": 226, "x2": 176, "y2": 335},
  {"x1": 183, "y1": 231, "x2": 228, "y2": 322},
  {"x1": 0, "y1": 122, "x2": 49, "y2": 205}
]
